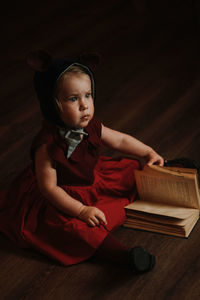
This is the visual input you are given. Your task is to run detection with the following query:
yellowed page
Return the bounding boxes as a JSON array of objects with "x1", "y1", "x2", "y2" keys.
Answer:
[
  {"x1": 160, "y1": 166, "x2": 197, "y2": 174},
  {"x1": 125, "y1": 200, "x2": 198, "y2": 219},
  {"x1": 124, "y1": 210, "x2": 199, "y2": 237},
  {"x1": 146, "y1": 165, "x2": 197, "y2": 176},
  {"x1": 134, "y1": 169, "x2": 200, "y2": 209}
]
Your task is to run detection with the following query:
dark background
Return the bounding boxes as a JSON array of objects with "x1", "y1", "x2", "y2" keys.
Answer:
[{"x1": 0, "y1": 1, "x2": 200, "y2": 299}]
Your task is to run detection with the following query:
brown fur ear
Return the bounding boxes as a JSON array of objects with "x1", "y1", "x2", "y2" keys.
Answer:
[
  {"x1": 79, "y1": 52, "x2": 102, "y2": 70},
  {"x1": 26, "y1": 50, "x2": 52, "y2": 72}
]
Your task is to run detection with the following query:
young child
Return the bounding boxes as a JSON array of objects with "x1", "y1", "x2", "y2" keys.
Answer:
[{"x1": 0, "y1": 50, "x2": 164, "y2": 274}]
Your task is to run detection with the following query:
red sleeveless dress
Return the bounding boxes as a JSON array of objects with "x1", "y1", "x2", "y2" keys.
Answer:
[{"x1": 0, "y1": 117, "x2": 140, "y2": 266}]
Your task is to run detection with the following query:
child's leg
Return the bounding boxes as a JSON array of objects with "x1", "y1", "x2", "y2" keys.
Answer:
[
  {"x1": 95, "y1": 233, "x2": 155, "y2": 274},
  {"x1": 95, "y1": 233, "x2": 130, "y2": 265}
]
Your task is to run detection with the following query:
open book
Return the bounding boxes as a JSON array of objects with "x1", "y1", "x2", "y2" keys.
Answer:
[{"x1": 124, "y1": 165, "x2": 200, "y2": 237}]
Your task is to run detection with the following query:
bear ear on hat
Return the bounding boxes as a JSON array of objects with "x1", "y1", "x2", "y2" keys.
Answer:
[
  {"x1": 26, "y1": 49, "x2": 52, "y2": 72},
  {"x1": 79, "y1": 52, "x2": 101, "y2": 71}
]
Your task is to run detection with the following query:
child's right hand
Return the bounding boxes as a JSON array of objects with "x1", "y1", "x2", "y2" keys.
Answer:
[{"x1": 78, "y1": 206, "x2": 107, "y2": 227}]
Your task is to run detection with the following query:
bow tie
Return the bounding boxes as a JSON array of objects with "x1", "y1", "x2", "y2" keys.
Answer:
[{"x1": 59, "y1": 128, "x2": 88, "y2": 158}]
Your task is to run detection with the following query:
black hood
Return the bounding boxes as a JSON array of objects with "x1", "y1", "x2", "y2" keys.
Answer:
[{"x1": 34, "y1": 59, "x2": 95, "y2": 127}]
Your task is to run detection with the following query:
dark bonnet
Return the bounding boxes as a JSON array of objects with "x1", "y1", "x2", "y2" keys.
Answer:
[{"x1": 26, "y1": 50, "x2": 96, "y2": 127}]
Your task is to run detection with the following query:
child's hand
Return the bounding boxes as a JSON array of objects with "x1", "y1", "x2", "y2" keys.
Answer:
[
  {"x1": 78, "y1": 206, "x2": 107, "y2": 227},
  {"x1": 145, "y1": 149, "x2": 164, "y2": 166}
]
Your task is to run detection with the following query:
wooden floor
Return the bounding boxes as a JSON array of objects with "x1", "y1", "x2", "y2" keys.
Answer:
[{"x1": 1, "y1": 1, "x2": 200, "y2": 299}]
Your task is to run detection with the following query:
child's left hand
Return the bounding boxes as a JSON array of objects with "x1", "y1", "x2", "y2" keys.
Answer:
[{"x1": 145, "y1": 149, "x2": 164, "y2": 166}]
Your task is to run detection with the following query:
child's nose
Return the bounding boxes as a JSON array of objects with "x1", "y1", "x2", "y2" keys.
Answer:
[{"x1": 79, "y1": 98, "x2": 88, "y2": 110}]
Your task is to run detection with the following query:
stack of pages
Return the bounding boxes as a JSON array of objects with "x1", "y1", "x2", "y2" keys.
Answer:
[{"x1": 124, "y1": 165, "x2": 200, "y2": 237}]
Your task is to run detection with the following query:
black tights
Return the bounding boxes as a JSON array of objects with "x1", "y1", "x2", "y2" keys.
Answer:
[
  {"x1": 94, "y1": 233, "x2": 156, "y2": 274},
  {"x1": 95, "y1": 233, "x2": 130, "y2": 266}
]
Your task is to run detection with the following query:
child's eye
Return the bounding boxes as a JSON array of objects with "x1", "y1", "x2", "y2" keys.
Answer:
[
  {"x1": 69, "y1": 97, "x2": 78, "y2": 102},
  {"x1": 85, "y1": 93, "x2": 92, "y2": 98}
]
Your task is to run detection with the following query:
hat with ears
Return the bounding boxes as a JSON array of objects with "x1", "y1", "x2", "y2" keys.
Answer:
[{"x1": 26, "y1": 50, "x2": 100, "y2": 127}]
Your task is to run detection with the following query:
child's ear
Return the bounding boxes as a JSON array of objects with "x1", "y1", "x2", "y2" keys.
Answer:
[
  {"x1": 79, "y1": 52, "x2": 102, "y2": 71},
  {"x1": 26, "y1": 49, "x2": 52, "y2": 72}
]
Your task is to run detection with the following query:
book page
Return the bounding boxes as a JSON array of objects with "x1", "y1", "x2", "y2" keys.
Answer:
[
  {"x1": 124, "y1": 212, "x2": 199, "y2": 237},
  {"x1": 125, "y1": 200, "x2": 198, "y2": 219},
  {"x1": 144, "y1": 165, "x2": 197, "y2": 178},
  {"x1": 134, "y1": 170, "x2": 200, "y2": 209},
  {"x1": 161, "y1": 166, "x2": 197, "y2": 174}
]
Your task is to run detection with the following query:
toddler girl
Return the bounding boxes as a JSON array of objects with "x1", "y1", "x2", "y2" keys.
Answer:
[{"x1": 0, "y1": 50, "x2": 164, "y2": 274}]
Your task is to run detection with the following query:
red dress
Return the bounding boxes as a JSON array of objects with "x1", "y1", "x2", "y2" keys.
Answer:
[{"x1": 0, "y1": 117, "x2": 140, "y2": 266}]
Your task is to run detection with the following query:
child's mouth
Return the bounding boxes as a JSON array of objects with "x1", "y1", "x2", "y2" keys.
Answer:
[{"x1": 81, "y1": 115, "x2": 90, "y2": 121}]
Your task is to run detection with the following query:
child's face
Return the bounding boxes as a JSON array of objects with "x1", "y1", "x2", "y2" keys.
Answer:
[{"x1": 56, "y1": 73, "x2": 94, "y2": 128}]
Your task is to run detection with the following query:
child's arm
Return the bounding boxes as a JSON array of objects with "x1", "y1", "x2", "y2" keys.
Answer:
[
  {"x1": 101, "y1": 125, "x2": 164, "y2": 166},
  {"x1": 35, "y1": 144, "x2": 107, "y2": 227}
]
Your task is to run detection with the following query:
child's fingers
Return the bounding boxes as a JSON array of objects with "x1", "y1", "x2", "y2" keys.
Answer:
[
  {"x1": 96, "y1": 210, "x2": 107, "y2": 225},
  {"x1": 91, "y1": 216, "x2": 100, "y2": 226},
  {"x1": 147, "y1": 156, "x2": 164, "y2": 166},
  {"x1": 155, "y1": 157, "x2": 164, "y2": 166},
  {"x1": 88, "y1": 219, "x2": 96, "y2": 227},
  {"x1": 79, "y1": 206, "x2": 108, "y2": 227},
  {"x1": 158, "y1": 159, "x2": 164, "y2": 166},
  {"x1": 147, "y1": 158, "x2": 155, "y2": 166},
  {"x1": 101, "y1": 215, "x2": 107, "y2": 225}
]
